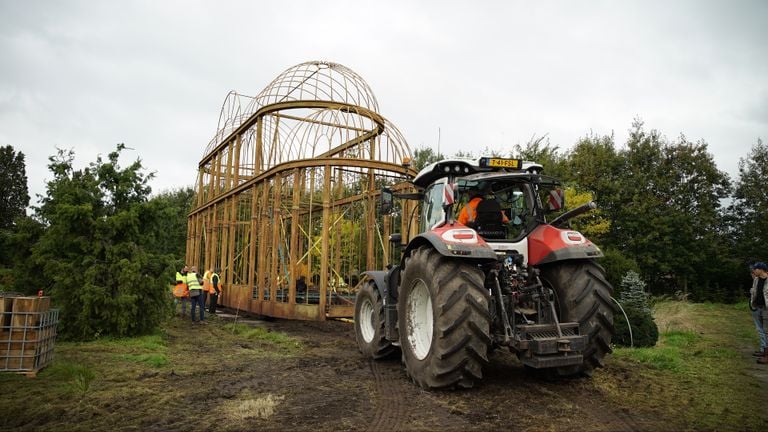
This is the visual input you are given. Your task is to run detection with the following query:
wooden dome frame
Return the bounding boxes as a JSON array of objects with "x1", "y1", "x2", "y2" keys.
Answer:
[{"x1": 187, "y1": 61, "x2": 417, "y2": 320}]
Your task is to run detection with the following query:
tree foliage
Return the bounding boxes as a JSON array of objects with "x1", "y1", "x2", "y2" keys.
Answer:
[
  {"x1": 32, "y1": 144, "x2": 176, "y2": 340},
  {"x1": 0, "y1": 145, "x2": 30, "y2": 229},
  {"x1": 614, "y1": 271, "x2": 659, "y2": 347}
]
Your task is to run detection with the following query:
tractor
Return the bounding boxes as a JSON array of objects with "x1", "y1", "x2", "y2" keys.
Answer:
[{"x1": 353, "y1": 156, "x2": 616, "y2": 389}]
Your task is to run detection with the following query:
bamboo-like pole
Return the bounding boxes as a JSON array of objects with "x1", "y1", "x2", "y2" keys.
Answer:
[
  {"x1": 289, "y1": 168, "x2": 301, "y2": 304},
  {"x1": 234, "y1": 134, "x2": 242, "y2": 187},
  {"x1": 270, "y1": 173, "x2": 282, "y2": 302},
  {"x1": 247, "y1": 184, "x2": 258, "y2": 300},
  {"x1": 227, "y1": 195, "x2": 237, "y2": 288},
  {"x1": 257, "y1": 180, "x2": 270, "y2": 299},
  {"x1": 319, "y1": 164, "x2": 331, "y2": 317}
]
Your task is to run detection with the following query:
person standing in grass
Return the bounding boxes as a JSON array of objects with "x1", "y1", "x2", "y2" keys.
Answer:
[
  {"x1": 173, "y1": 266, "x2": 189, "y2": 317},
  {"x1": 187, "y1": 266, "x2": 206, "y2": 324},
  {"x1": 208, "y1": 268, "x2": 221, "y2": 315},
  {"x1": 749, "y1": 262, "x2": 768, "y2": 364}
]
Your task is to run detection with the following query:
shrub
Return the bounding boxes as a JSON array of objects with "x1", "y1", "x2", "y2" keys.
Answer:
[{"x1": 613, "y1": 270, "x2": 659, "y2": 347}]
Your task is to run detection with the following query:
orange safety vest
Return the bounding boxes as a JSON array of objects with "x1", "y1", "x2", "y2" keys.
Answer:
[
  {"x1": 457, "y1": 197, "x2": 510, "y2": 225},
  {"x1": 457, "y1": 197, "x2": 483, "y2": 225},
  {"x1": 173, "y1": 272, "x2": 189, "y2": 298},
  {"x1": 208, "y1": 272, "x2": 221, "y2": 295},
  {"x1": 203, "y1": 270, "x2": 213, "y2": 293}
]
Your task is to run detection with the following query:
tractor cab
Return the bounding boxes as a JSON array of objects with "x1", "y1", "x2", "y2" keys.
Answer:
[{"x1": 414, "y1": 158, "x2": 564, "y2": 259}]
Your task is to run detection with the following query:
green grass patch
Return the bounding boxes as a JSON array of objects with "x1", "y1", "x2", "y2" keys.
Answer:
[
  {"x1": 116, "y1": 353, "x2": 169, "y2": 367},
  {"x1": 222, "y1": 323, "x2": 302, "y2": 351},
  {"x1": 663, "y1": 330, "x2": 698, "y2": 348},
  {"x1": 38, "y1": 360, "x2": 96, "y2": 394},
  {"x1": 604, "y1": 300, "x2": 768, "y2": 431},
  {"x1": 613, "y1": 345, "x2": 685, "y2": 371},
  {"x1": 93, "y1": 332, "x2": 167, "y2": 352}
]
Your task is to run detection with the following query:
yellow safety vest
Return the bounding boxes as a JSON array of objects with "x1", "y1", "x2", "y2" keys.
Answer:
[{"x1": 186, "y1": 272, "x2": 203, "y2": 290}]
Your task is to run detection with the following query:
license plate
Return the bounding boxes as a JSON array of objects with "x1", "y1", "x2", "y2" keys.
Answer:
[{"x1": 487, "y1": 158, "x2": 520, "y2": 169}]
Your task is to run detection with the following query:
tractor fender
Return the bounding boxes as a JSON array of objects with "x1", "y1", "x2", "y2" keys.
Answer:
[
  {"x1": 527, "y1": 224, "x2": 604, "y2": 266},
  {"x1": 362, "y1": 266, "x2": 401, "y2": 304},
  {"x1": 401, "y1": 225, "x2": 498, "y2": 268},
  {"x1": 362, "y1": 270, "x2": 389, "y2": 301}
]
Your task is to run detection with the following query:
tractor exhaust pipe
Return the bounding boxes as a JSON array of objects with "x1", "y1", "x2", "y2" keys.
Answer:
[{"x1": 549, "y1": 201, "x2": 597, "y2": 228}]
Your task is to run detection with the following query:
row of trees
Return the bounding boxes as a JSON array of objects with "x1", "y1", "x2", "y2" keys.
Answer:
[
  {"x1": 414, "y1": 119, "x2": 765, "y2": 303},
  {"x1": 0, "y1": 144, "x2": 193, "y2": 340}
]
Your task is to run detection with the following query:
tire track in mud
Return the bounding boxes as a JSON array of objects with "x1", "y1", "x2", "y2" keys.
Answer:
[
  {"x1": 539, "y1": 382, "x2": 653, "y2": 432},
  {"x1": 368, "y1": 359, "x2": 406, "y2": 431}
]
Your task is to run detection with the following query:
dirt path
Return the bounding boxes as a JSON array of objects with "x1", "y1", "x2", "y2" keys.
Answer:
[{"x1": 220, "y1": 314, "x2": 686, "y2": 432}]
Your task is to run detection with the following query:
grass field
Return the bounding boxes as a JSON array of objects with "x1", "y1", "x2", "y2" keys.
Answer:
[{"x1": 596, "y1": 300, "x2": 768, "y2": 431}]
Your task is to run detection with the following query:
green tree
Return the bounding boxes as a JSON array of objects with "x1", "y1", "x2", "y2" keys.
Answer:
[
  {"x1": 411, "y1": 146, "x2": 445, "y2": 171},
  {"x1": 563, "y1": 133, "x2": 623, "y2": 221},
  {"x1": 608, "y1": 120, "x2": 730, "y2": 297},
  {"x1": 33, "y1": 144, "x2": 173, "y2": 340},
  {"x1": 0, "y1": 216, "x2": 45, "y2": 293},
  {"x1": 510, "y1": 135, "x2": 566, "y2": 178},
  {"x1": 144, "y1": 187, "x2": 195, "y2": 258},
  {"x1": 0, "y1": 145, "x2": 29, "y2": 229},
  {"x1": 728, "y1": 138, "x2": 768, "y2": 264}
]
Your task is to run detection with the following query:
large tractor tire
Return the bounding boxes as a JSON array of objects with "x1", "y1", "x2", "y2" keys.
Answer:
[
  {"x1": 538, "y1": 259, "x2": 616, "y2": 377},
  {"x1": 354, "y1": 281, "x2": 397, "y2": 360},
  {"x1": 398, "y1": 246, "x2": 491, "y2": 389}
]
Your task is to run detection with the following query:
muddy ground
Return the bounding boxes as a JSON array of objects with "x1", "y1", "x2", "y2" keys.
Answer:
[
  {"x1": 205, "y1": 314, "x2": 676, "y2": 432},
  {"x1": 5, "y1": 308, "x2": 762, "y2": 432}
]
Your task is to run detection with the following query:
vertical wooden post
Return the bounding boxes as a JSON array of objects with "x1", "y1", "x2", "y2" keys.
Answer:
[
  {"x1": 225, "y1": 141, "x2": 234, "y2": 192},
  {"x1": 220, "y1": 199, "x2": 230, "y2": 278},
  {"x1": 255, "y1": 117, "x2": 263, "y2": 175},
  {"x1": 333, "y1": 167, "x2": 342, "y2": 289},
  {"x1": 319, "y1": 164, "x2": 332, "y2": 319},
  {"x1": 289, "y1": 168, "x2": 301, "y2": 304},
  {"x1": 233, "y1": 134, "x2": 242, "y2": 187},
  {"x1": 248, "y1": 184, "x2": 259, "y2": 300},
  {"x1": 257, "y1": 180, "x2": 270, "y2": 300},
  {"x1": 227, "y1": 195, "x2": 237, "y2": 288},
  {"x1": 197, "y1": 167, "x2": 205, "y2": 208},
  {"x1": 270, "y1": 174, "x2": 282, "y2": 301}
]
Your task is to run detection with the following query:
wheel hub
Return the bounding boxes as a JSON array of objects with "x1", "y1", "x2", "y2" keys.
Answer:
[
  {"x1": 407, "y1": 278, "x2": 433, "y2": 360},
  {"x1": 359, "y1": 298, "x2": 375, "y2": 343}
]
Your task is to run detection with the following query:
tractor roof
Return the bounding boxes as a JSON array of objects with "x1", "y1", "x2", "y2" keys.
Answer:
[{"x1": 412, "y1": 157, "x2": 544, "y2": 189}]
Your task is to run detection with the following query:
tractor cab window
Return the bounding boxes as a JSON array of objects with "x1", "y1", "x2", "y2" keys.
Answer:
[
  {"x1": 420, "y1": 183, "x2": 446, "y2": 231},
  {"x1": 456, "y1": 179, "x2": 533, "y2": 241}
]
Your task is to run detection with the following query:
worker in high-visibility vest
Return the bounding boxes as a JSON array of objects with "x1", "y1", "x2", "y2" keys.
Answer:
[
  {"x1": 457, "y1": 188, "x2": 509, "y2": 226},
  {"x1": 173, "y1": 266, "x2": 189, "y2": 316},
  {"x1": 201, "y1": 269, "x2": 212, "y2": 312},
  {"x1": 208, "y1": 268, "x2": 222, "y2": 315},
  {"x1": 186, "y1": 266, "x2": 206, "y2": 323}
]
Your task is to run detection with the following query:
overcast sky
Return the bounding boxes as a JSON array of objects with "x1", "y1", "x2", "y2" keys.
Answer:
[{"x1": 1, "y1": 0, "x2": 766, "y2": 204}]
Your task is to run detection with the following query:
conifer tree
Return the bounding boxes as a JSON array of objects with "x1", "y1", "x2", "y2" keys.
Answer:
[
  {"x1": 614, "y1": 270, "x2": 659, "y2": 347},
  {"x1": 33, "y1": 144, "x2": 175, "y2": 340}
]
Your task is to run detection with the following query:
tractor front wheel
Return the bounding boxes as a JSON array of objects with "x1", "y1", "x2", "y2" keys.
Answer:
[
  {"x1": 354, "y1": 280, "x2": 397, "y2": 359},
  {"x1": 398, "y1": 246, "x2": 491, "y2": 389},
  {"x1": 538, "y1": 260, "x2": 616, "y2": 377}
]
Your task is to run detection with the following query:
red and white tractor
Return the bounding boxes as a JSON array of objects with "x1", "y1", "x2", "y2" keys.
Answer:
[{"x1": 354, "y1": 157, "x2": 616, "y2": 389}]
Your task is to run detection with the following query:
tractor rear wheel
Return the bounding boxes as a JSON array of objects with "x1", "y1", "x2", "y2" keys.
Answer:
[
  {"x1": 538, "y1": 259, "x2": 616, "y2": 377},
  {"x1": 354, "y1": 280, "x2": 397, "y2": 359},
  {"x1": 398, "y1": 246, "x2": 491, "y2": 389}
]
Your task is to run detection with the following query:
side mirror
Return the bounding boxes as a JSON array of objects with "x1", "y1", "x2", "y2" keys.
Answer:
[{"x1": 379, "y1": 187, "x2": 394, "y2": 215}]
